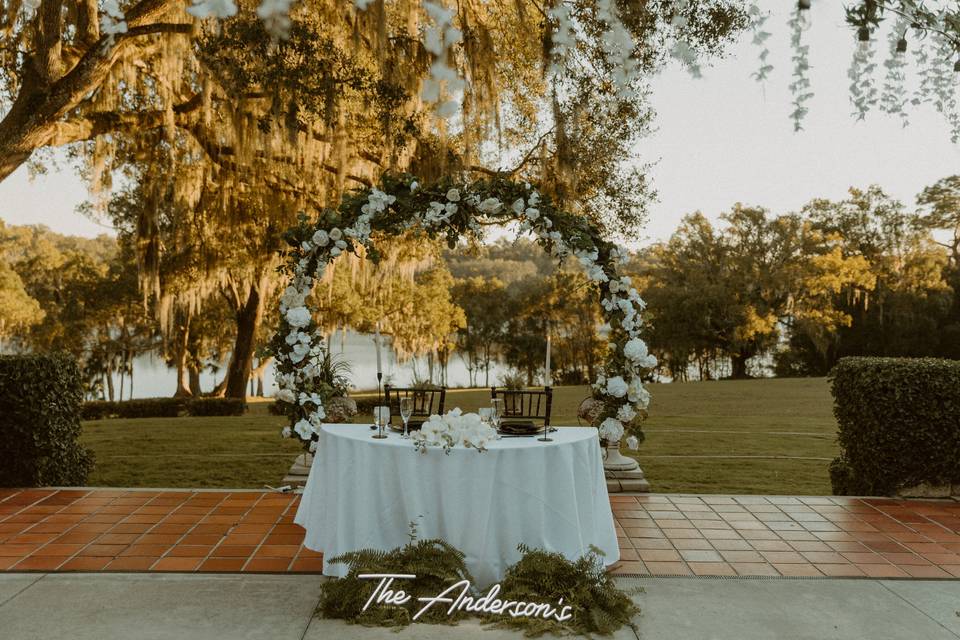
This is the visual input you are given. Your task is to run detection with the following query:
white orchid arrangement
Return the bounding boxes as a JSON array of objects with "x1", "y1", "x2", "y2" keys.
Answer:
[
  {"x1": 271, "y1": 174, "x2": 657, "y2": 452},
  {"x1": 411, "y1": 409, "x2": 498, "y2": 454}
]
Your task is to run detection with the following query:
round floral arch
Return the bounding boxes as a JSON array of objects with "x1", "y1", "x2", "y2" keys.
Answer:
[{"x1": 270, "y1": 174, "x2": 657, "y2": 451}]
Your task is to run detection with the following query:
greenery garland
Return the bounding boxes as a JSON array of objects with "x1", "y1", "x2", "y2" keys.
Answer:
[
  {"x1": 317, "y1": 535, "x2": 640, "y2": 637},
  {"x1": 269, "y1": 174, "x2": 658, "y2": 451}
]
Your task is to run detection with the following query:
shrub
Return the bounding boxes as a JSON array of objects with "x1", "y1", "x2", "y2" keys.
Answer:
[
  {"x1": 81, "y1": 400, "x2": 117, "y2": 420},
  {"x1": 114, "y1": 398, "x2": 184, "y2": 418},
  {"x1": 829, "y1": 357, "x2": 960, "y2": 496},
  {"x1": 498, "y1": 370, "x2": 527, "y2": 390},
  {"x1": 0, "y1": 353, "x2": 94, "y2": 487},
  {"x1": 187, "y1": 397, "x2": 247, "y2": 416},
  {"x1": 354, "y1": 397, "x2": 380, "y2": 415}
]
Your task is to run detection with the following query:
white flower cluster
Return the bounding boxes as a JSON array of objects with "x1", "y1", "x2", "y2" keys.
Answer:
[
  {"x1": 257, "y1": 0, "x2": 295, "y2": 38},
  {"x1": 411, "y1": 409, "x2": 498, "y2": 454},
  {"x1": 275, "y1": 189, "x2": 398, "y2": 443},
  {"x1": 418, "y1": 1, "x2": 464, "y2": 119},
  {"x1": 547, "y1": 0, "x2": 641, "y2": 97},
  {"x1": 101, "y1": 0, "x2": 128, "y2": 35},
  {"x1": 187, "y1": 0, "x2": 237, "y2": 19}
]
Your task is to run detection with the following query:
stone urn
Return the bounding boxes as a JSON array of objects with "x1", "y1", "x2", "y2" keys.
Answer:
[{"x1": 577, "y1": 397, "x2": 640, "y2": 473}]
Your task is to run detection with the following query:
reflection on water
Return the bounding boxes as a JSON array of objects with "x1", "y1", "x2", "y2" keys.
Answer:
[{"x1": 116, "y1": 331, "x2": 512, "y2": 398}]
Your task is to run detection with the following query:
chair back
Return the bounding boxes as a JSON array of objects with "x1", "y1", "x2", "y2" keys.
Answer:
[
  {"x1": 489, "y1": 386, "x2": 553, "y2": 427},
  {"x1": 383, "y1": 385, "x2": 446, "y2": 424}
]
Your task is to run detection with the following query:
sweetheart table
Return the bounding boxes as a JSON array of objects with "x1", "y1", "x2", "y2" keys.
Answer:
[{"x1": 294, "y1": 423, "x2": 619, "y2": 586}]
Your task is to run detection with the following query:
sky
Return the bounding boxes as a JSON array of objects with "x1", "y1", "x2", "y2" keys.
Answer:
[{"x1": 0, "y1": 0, "x2": 958, "y2": 244}]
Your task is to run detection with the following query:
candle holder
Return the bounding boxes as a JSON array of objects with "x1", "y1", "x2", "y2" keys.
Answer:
[
  {"x1": 370, "y1": 371, "x2": 383, "y2": 430},
  {"x1": 538, "y1": 385, "x2": 553, "y2": 442}
]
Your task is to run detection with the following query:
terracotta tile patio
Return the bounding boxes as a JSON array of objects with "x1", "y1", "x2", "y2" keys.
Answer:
[{"x1": 1, "y1": 489, "x2": 959, "y2": 578}]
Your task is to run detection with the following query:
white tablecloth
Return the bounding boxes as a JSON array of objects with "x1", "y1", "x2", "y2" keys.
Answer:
[{"x1": 294, "y1": 423, "x2": 618, "y2": 586}]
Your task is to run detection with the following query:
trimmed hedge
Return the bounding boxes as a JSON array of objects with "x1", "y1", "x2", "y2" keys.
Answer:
[
  {"x1": 0, "y1": 353, "x2": 94, "y2": 487},
  {"x1": 81, "y1": 397, "x2": 247, "y2": 420},
  {"x1": 829, "y1": 357, "x2": 960, "y2": 496},
  {"x1": 187, "y1": 397, "x2": 247, "y2": 416}
]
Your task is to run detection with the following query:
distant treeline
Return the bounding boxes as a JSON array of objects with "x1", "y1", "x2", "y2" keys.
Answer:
[{"x1": 1, "y1": 177, "x2": 957, "y2": 396}]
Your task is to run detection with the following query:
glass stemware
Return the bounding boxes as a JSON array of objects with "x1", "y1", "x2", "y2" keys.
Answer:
[
  {"x1": 490, "y1": 398, "x2": 505, "y2": 433},
  {"x1": 372, "y1": 406, "x2": 390, "y2": 439},
  {"x1": 399, "y1": 397, "x2": 414, "y2": 439}
]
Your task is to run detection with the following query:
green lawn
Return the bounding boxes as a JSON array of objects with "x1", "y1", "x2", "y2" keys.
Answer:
[{"x1": 80, "y1": 377, "x2": 839, "y2": 494}]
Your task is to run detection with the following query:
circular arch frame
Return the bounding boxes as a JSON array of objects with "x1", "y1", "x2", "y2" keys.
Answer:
[{"x1": 270, "y1": 174, "x2": 656, "y2": 448}]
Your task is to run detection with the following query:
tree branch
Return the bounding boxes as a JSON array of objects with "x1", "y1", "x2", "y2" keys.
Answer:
[
  {"x1": 36, "y1": 0, "x2": 65, "y2": 83},
  {"x1": 45, "y1": 94, "x2": 204, "y2": 146},
  {"x1": 77, "y1": 0, "x2": 100, "y2": 47}
]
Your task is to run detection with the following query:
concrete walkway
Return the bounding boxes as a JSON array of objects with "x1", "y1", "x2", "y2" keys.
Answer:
[{"x1": 2, "y1": 573, "x2": 958, "y2": 639}]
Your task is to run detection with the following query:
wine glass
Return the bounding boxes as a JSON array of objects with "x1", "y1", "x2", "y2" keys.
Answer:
[
  {"x1": 372, "y1": 406, "x2": 390, "y2": 439},
  {"x1": 490, "y1": 398, "x2": 505, "y2": 433},
  {"x1": 399, "y1": 397, "x2": 414, "y2": 439}
]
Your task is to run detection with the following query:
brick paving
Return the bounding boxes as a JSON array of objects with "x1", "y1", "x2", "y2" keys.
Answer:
[{"x1": 1, "y1": 488, "x2": 959, "y2": 578}]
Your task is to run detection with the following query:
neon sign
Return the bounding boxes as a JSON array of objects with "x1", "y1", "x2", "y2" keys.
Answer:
[{"x1": 359, "y1": 574, "x2": 574, "y2": 622}]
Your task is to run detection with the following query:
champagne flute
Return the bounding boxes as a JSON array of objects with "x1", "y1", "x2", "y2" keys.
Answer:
[{"x1": 399, "y1": 397, "x2": 414, "y2": 439}]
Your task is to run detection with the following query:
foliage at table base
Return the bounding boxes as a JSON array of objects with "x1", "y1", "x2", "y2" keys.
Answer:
[
  {"x1": 316, "y1": 538, "x2": 640, "y2": 637},
  {"x1": 317, "y1": 537, "x2": 475, "y2": 627}
]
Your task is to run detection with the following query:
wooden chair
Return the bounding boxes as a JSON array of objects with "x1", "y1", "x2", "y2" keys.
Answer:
[
  {"x1": 489, "y1": 386, "x2": 553, "y2": 431},
  {"x1": 383, "y1": 385, "x2": 446, "y2": 430}
]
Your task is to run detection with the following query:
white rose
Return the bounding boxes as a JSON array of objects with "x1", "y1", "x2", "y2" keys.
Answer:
[
  {"x1": 329, "y1": 227, "x2": 343, "y2": 241},
  {"x1": 286, "y1": 306, "x2": 312, "y2": 328},
  {"x1": 525, "y1": 207, "x2": 540, "y2": 221},
  {"x1": 626, "y1": 435, "x2": 639, "y2": 450},
  {"x1": 605, "y1": 376, "x2": 628, "y2": 398},
  {"x1": 281, "y1": 426, "x2": 292, "y2": 438},
  {"x1": 478, "y1": 197, "x2": 502, "y2": 213},
  {"x1": 410, "y1": 181, "x2": 419, "y2": 192},
  {"x1": 312, "y1": 230, "x2": 329, "y2": 246},
  {"x1": 599, "y1": 418, "x2": 624, "y2": 442},
  {"x1": 290, "y1": 342, "x2": 311, "y2": 363},
  {"x1": 309, "y1": 440, "x2": 318, "y2": 453},
  {"x1": 330, "y1": 247, "x2": 341, "y2": 257},
  {"x1": 624, "y1": 338, "x2": 648, "y2": 361},
  {"x1": 277, "y1": 388, "x2": 296, "y2": 404},
  {"x1": 511, "y1": 198, "x2": 525, "y2": 214},
  {"x1": 446, "y1": 188, "x2": 461, "y2": 202},
  {"x1": 625, "y1": 338, "x2": 657, "y2": 368},
  {"x1": 609, "y1": 280, "x2": 621, "y2": 294}
]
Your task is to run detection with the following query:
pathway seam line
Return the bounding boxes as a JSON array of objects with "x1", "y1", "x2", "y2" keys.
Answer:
[
  {"x1": 878, "y1": 580, "x2": 960, "y2": 639},
  {"x1": 0, "y1": 573, "x2": 46, "y2": 610}
]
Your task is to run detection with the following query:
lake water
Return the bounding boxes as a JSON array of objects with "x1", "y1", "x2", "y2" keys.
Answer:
[{"x1": 116, "y1": 330, "x2": 516, "y2": 398}]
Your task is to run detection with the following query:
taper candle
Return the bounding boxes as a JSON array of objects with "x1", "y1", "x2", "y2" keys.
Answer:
[{"x1": 374, "y1": 323, "x2": 382, "y2": 375}]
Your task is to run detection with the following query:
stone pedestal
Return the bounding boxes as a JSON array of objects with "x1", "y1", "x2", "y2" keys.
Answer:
[
  {"x1": 603, "y1": 439, "x2": 650, "y2": 493},
  {"x1": 282, "y1": 452, "x2": 313, "y2": 488}
]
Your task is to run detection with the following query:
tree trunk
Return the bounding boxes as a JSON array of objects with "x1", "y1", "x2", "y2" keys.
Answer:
[
  {"x1": 224, "y1": 282, "x2": 265, "y2": 400},
  {"x1": 106, "y1": 363, "x2": 115, "y2": 402},
  {"x1": 188, "y1": 365, "x2": 202, "y2": 396},
  {"x1": 172, "y1": 311, "x2": 192, "y2": 397},
  {"x1": 731, "y1": 353, "x2": 750, "y2": 379}
]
